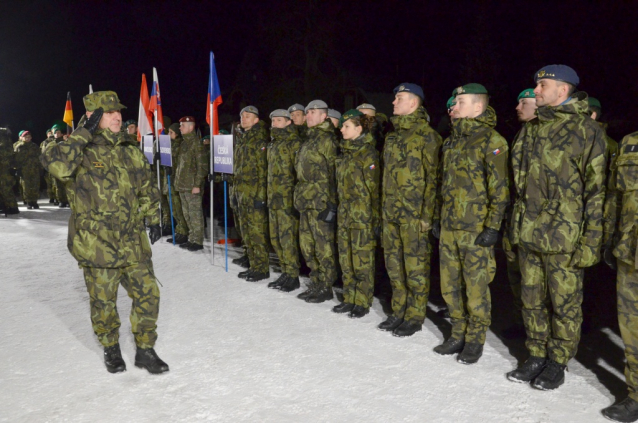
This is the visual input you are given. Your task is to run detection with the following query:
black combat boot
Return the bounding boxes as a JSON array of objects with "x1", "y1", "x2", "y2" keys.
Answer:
[
  {"x1": 27, "y1": 204, "x2": 33, "y2": 210},
  {"x1": 187, "y1": 243, "x2": 204, "y2": 251},
  {"x1": 532, "y1": 359, "x2": 566, "y2": 390},
  {"x1": 457, "y1": 343, "x2": 484, "y2": 364},
  {"x1": 53, "y1": 200, "x2": 60, "y2": 205},
  {"x1": 297, "y1": 283, "x2": 317, "y2": 300},
  {"x1": 6, "y1": 207, "x2": 19, "y2": 215},
  {"x1": 134, "y1": 347, "x2": 169, "y2": 374},
  {"x1": 377, "y1": 315, "x2": 403, "y2": 332},
  {"x1": 433, "y1": 337, "x2": 465, "y2": 355},
  {"x1": 166, "y1": 233, "x2": 187, "y2": 244},
  {"x1": 393, "y1": 321, "x2": 422, "y2": 337},
  {"x1": 238, "y1": 269, "x2": 253, "y2": 279},
  {"x1": 279, "y1": 276, "x2": 300, "y2": 292},
  {"x1": 104, "y1": 344, "x2": 126, "y2": 374},
  {"x1": 268, "y1": 273, "x2": 288, "y2": 289},
  {"x1": 49, "y1": 198, "x2": 55, "y2": 203},
  {"x1": 179, "y1": 241, "x2": 192, "y2": 249},
  {"x1": 305, "y1": 287, "x2": 334, "y2": 303},
  {"x1": 602, "y1": 397, "x2": 638, "y2": 422},
  {"x1": 246, "y1": 271, "x2": 270, "y2": 282},
  {"x1": 507, "y1": 356, "x2": 547, "y2": 383},
  {"x1": 232, "y1": 255, "x2": 248, "y2": 265},
  {"x1": 238, "y1": 256, "x2": 250, "y2": 268},
  {"x1": 31, "y1": 202, "x2": 39, "y2": 209},
  {"x1": 332, "y1": 302, "x2": 354, "y2": 314},
  {"x1": 161, "y1": 224, "x2": 172, "y2": 236},
  {"x1": 349, "y1": 305, "x2": 369, "y2": 318}
]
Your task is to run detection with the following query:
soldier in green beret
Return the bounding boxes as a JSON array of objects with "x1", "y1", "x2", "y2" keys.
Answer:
[
  {"x1": 14, "y1": 131, "x2": 41, "y2": 209},
  {"x1": 41, "y1": 129, "x2": 58, "y2": 204},
  {"x1": 433, "y1": 83, "x2": 509, "y2": 363},
  {"x1": 162, "y1": 122, "x2": 188, "y2": 244},
  {"x1": 50, "y1": 124, "x2": 70, "y2": 208},
  {"x1": 40, "y1": 91, "x2": 168, "y2": 374}
]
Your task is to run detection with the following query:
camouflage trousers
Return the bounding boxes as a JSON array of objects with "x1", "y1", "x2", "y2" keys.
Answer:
[
  {"x1": 0, "y1": 172, "x2": 17, "y2": 208},
  {"x1": 20, "y1": 169, "x2": 40, "y2": 203},
  {"x1": 617, "y1": 260, "x2": 638, "y2": 401},
  {"x1": 237, "y1": 205, "x2": 269, "y2": 273},
  {"x1": 55, "y1": 177, "x2": 68, "y2": 203},
  {"x1": 269, "y1": 208, "x2": 300, "y2": 277},
  {"x1": 338, "y1": 225, "x2": 376, "y2": 308},
  {"x1": 299, "y1": 209, "x2": 337, "y2": 289},
  {"x1": 179, "y1": 191, "x2": 204, "y2": 245},
  {"x1": 45, "y1": 171, "x2": 57, "y2": 200},
  {"x1": 383, "y1": 219, "x2": 431, "y2": 324},
  {"x1": 503, "y1": 235, "x2": 523, "y2": 324},
  {"x1": 440, "y1": 228, "x2": 495, "y2": 344},
  {"x1": 519, "y1": 247, "x2": 584, "y2": 365},
  {"x1": 82, "y1": 261, "x2": 160, "y2": 348},
  {"x1": 162, "y1": 183, "x2": 188, "y2": 236},
  {"x1": 230, "y1": 190, "x2": 247, "y2": 257}
]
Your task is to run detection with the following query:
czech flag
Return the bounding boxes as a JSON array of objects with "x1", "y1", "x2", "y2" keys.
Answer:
[
  {"x1": 148, "y1": 67, "x2": 165, "y2": 135},
  {"x1": 206, "y1": 51, "x2": 223, "y2": 135},
  {"x1": 137, "y1": 73, "x2": 154, "y2": 143},
  {"x1": 63, "y1": 92, "x2": 74, "y2": 130}
]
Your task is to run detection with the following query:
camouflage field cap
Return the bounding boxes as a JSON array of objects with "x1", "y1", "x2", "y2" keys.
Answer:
[
  {"x1": 517, "y1": 89, "x2": 536, "y2": 101},
  {"x1": 327, "y1": 109, "x2": 341, "y2": 120},
  {"x1": 287, "y1": 104, "x2": 305, "y2": 113},
  {"x1": 305, "y1": 100, "x2": 328, "y2": 112},
  {"x1": 454, "y1": 83, "x2": 488, "y2": 96},
  {"x1": 240, "y1": 105, "x2": 259, "y2": 117},
  {"x1": 269, "y1": 109, "x2": 291, "y2": 119},
  {"x1": 356, "y1": 103, "x2": 376, "y2": 111},
  {"x1": 446, "y1": 96, "x2": 456, "y2": 109},
  {"x1": 534, "y1": 64, "x2": 579, "y2": 86},
  {"x1": 83, "y1": 91, "x2": 126, "y2": 112},
  {"x1": 588, "y1": 97, "x2": 602, "y2": 109},
  {"x1": 338, "y1": 109, "x2": 363, "y2": 128}
]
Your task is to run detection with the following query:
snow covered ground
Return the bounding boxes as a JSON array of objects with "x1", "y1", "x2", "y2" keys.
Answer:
[{"x1": 0, "y1": 201, "x2": 628, "y2": 422}]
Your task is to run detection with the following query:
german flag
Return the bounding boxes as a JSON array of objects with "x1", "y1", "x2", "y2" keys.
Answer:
[{"x1": 63, "y1": 92, "x2": 74, "y2": 130}]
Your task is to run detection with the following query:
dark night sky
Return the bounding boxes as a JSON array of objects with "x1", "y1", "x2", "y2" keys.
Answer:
[{"x1": 1, "y1": 0, "x2": 637, "y2": 142}]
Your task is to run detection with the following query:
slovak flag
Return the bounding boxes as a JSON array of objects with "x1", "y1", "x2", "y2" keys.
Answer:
[
  {"x1": 148, "y1": 67, "x2": 165, "y2": 135},
  {"x1": 206, "y1": 51, "x2": 223, "y2": 135},
  {"x1": 137, "y1": 73, "x2": 154, "y2": 143}
]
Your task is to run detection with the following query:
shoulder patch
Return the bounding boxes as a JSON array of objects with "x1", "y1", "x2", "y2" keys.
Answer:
[
  {"x1": 625, "y1": 144, "x2": 638, "y2": 154},
  {"x1": 492, "y1": 148, "x2": 503, "y2": 156},
  {"x1": 369, "y1": 164, "x2": 376, "y2": 170}
]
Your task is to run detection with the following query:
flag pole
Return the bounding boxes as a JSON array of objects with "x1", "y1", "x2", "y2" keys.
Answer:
[
  {"x1": 154, "y1": 110, "x2": 162, "y2": 228},
  {"x1": 210, "y1": 96, "x2": 215, "y2": 264}
]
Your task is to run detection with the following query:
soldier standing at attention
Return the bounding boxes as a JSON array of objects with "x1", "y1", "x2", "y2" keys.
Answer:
[
  {"x1": 379, "y1": 83, "x2": 442, "y2": 337},
  {"x1": 433, "y1": 83, "x2": 509, "y2": 363},
  {"x1": 14, "y1": 131, "x2": 42, "y2": 209},
  {"x1": 174, "y1": 116, "x2": 208, "y2": 252},
  {"x1": 507, "y1": 65, "x2": 606, "y2": 390},
  {"x1": 41, "y1": 129, "x2": 57, "y2": 204},
  {"x1": 51, "y1": 124, "x2": 70, "y2": 208},
  {"x1": 288, "y1": 103, "x2": 308, "y2": 142},
  {"x1": 124, "y1": 120, "x2": 137, "y2": 139},
  {"x1": 40, "y1": 91, "x2": 168, "y2": 374},
  {"x1": 357, "y1": 103, "x2": 389, "y2": 152},
  {"x1": 294, "y1": 100, "x2": 339, "y2": 303},
  {"x1": 328, "y1": 109, "x2": 341, "y2": 128},
  {"x1": 163, "y1": 122, "x2": 188, "y2": 244},
  {"x1": 332, "y1": 110, "x2": 380, "y2": 318},
  {"x1": 234, "y1": 106, "x2": 270, "y2": 282},
  {"x1": 0, "y1": 127, "x2": 19, "y2": 215},
  {"x1": 266, "y1": 109, "x2": 302, "y2": 292}
]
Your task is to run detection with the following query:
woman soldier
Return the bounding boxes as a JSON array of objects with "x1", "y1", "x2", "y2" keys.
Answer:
[{"x1": 332, "y1": 110, "x2": 381, "y2": 318}]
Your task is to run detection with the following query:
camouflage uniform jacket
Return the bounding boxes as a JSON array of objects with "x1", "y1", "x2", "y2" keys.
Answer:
[
  {"x1": 233, "y1": 120, "x2": 268, "y2": 207},
  {"x1": 267, "y1": 124, "x2": 301, "y2": 210},
  {"x1": 174, "y1": 131, "x2": 208, "y2": 192},
  {"x1": 510, "y1": 92, "x2": 607, "y2": 264},
  {"x1": 14, "y1": 140, "x2": 41, "y2": 174},
  {"x1": 294, "y1": 123, "x2": 309, "y2": 142},
  {"x1": 0, "y1": 129, "x2": 15, "y2": 172},
  {"x1": 440, "y1": 106, "x2": 509, "y2": 232},
  {"x1": 382, "y1": 106, "x2": 442, "y2": 225},
  {"x1": 41, "y1": 136, "x2": 56, "y2": 153},
  {"x1": 603, "y1": 131, "x2": 638, "y2": 265},
  {"x1": 161, "y1": 135, "x2": 183, "y2": 195},
  {"x1": 40, "y1": 127, "x2": 160, "y2": 268},
  {"x1": 294, "y1": 119, "x2": 338, "y2": 211},
  {"x1": 336, "y1": 132, "x2": 380, "y2": 229}
]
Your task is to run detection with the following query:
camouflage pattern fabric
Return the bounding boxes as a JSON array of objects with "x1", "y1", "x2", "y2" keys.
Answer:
[
  {"x1": 268, "y1": 124, "x2": 302, "y2": 276},
  {"x1": 179, "y1": 191, "x2": 204, "y2": 245},
  {"x1": 52, "y1": 135, "x2": 69, "y2": 203},
  {"x1": 0, "y1": 129, "x2": 17, "y2": 208},
  {"x1": 300, "y1": 209, "x2": 337, "y2": 289},
  {"x1": 40, "y1": 126, "x2": 160, "y2": 268},
  {"x1": 440, "y1": 228, "x2": 495, "y2": 344},
  {"x1": 617, "y1": 261, "x2": 638, "y2": 401},
  {"x1": 82, "y1": 261, "x2": 159, "y2": 348},
  {"x1": 293, "y1": 122, "x2": 308, "y2": 142},
  {"x1": 174, "y1": 132, "x2": 208, "y2": 192},
  {"x1": 160, "y1": 134, "x2": 187, "y2": 235},
  {"x1": 14, "y1": 140, "x2": 41, "y2": 202},
  {"x1": 41, "y1": 136, "x2": 57, "y2": 199},
  {"x1": 337, "y1": 132, "x2": 380, "y2": 308},
  {"x1": 382, "y1": 106, "x2": 441, "y2": 324},
  {"x1": 510, "y1": 92, "x2": 606, "y2": 364},
  {"x1": 372, "y1": 112, "x2": 389, "y2": 152},
  {"x1": 238, "y1": 207, "x2": 269, "y2": 273}
]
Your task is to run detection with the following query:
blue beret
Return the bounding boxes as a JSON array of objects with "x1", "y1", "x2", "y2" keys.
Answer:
[
  {"x1": 393, "y1": 83, "x2": 424, "y2": 101},
  {"x1": 534, "y1": 64, "x2": 579, "y2": 86}
]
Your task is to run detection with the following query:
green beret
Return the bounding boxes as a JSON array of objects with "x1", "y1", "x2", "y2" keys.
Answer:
[
  {"x1": 517, "y1": 89, "x2": 536, "y2": 101},
  {"x1": 455, "y1": 83, "x2": 488, "y2": 96},
  {"x1": 202, "y1": 135, "x2": 210, "y2": 141},
  {"x1": 124, "y1": 119, "x2": 137, "y2": 127},
  {"x1": 51, "y1": 124, "x2": 65, "y2": 132},
  {"x1": 83, "y1": 90, "x2": 126, "y2": 112},
  {"x1": 588, "y1": 97, "x2": 602, "y2": 109},
  {"x1": 338, "y1": 109, "x2": 364, "y2": 128},
  {"x1": 219, "y1": 129, "x2": 229, "y2": 135},
  {"x1": 446, "y1": 96, "x2": 456, "y2": 109}
]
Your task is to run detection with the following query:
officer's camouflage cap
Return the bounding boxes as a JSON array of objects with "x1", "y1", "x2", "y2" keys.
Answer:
[
  {"x1": 83, "y1": 91, "x2": 126, "y2": 112},
  {"x1": 534, "y1": 64, "x2": 579, "y2": 86},
  {"x1": 454, "y1": 83, "x2": 488, "y2": 96},
  {"x1": 269, "y1": 109, "x2": 291, "y2": 119},
  {"x1": 287, "y1": 104, "x2": 305, "y2": 113},
  {"x1": 305, "y1": 100, "x2": 328, "y2": 112},
  {"x1": 327, "y1": 109, "x2": 341, "y2": 120},
  {"x1": 338, "y1": 109, "x2": 363, "y2": 128},
  {"x1": 240, "y1": 105, "x2": 259, "y2": 117},
  {"x1": 518, "y1": 89, "x2": 536, "y2": 101},
  {"x1": 356, "y1": 103, "x2": 376, "y2": 111}
]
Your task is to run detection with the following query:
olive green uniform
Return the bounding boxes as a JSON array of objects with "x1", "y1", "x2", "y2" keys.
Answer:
[{"x1": 14, "y1": 140, "x2": 41, "y2": 203}]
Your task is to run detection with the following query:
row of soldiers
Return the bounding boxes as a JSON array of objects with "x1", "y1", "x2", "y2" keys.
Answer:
[{"x1": 208, "y1": 64, "x2": 638, "y2": 422}]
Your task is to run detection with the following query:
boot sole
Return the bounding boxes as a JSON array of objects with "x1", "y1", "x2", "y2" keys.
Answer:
[
  {"x1": 507, "y1": 374, "x2": 533, "y2": 383},
  {"x1": 531, "y1": 378, "x2": 564, "y2": 391},
  {"x1": 106, "y1": 365, "x2": 126, "y2": 374},
  {"x1": 135, "y1": 362, "x2": 169, "y2": 374},
  {"x1": 392, "y1": 329, "x2": 422, "y2": 337}
]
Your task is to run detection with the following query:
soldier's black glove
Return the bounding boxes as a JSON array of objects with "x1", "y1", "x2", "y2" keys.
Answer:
[
  {"x1": 475, "y1": 227, "x2": 499, "y2": 247},
  {"x1": 318, "y1": 204, "x2": 337, "y2": 224},
  {"x1": 603, "y1": 240, "x2": 617, "y2": 271},
  {"x1": 254, "y1": 200, "x2": 267, "y2": 210},
  {"x1": 431, "y1": 220, "x2": 441, "y2": 240},
  {"x1": 148, "y1": 224, "x2": 161, "y2": 245},
  {"x1": 83, "y1": 107, "x2": 104, "y2": 134}
]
